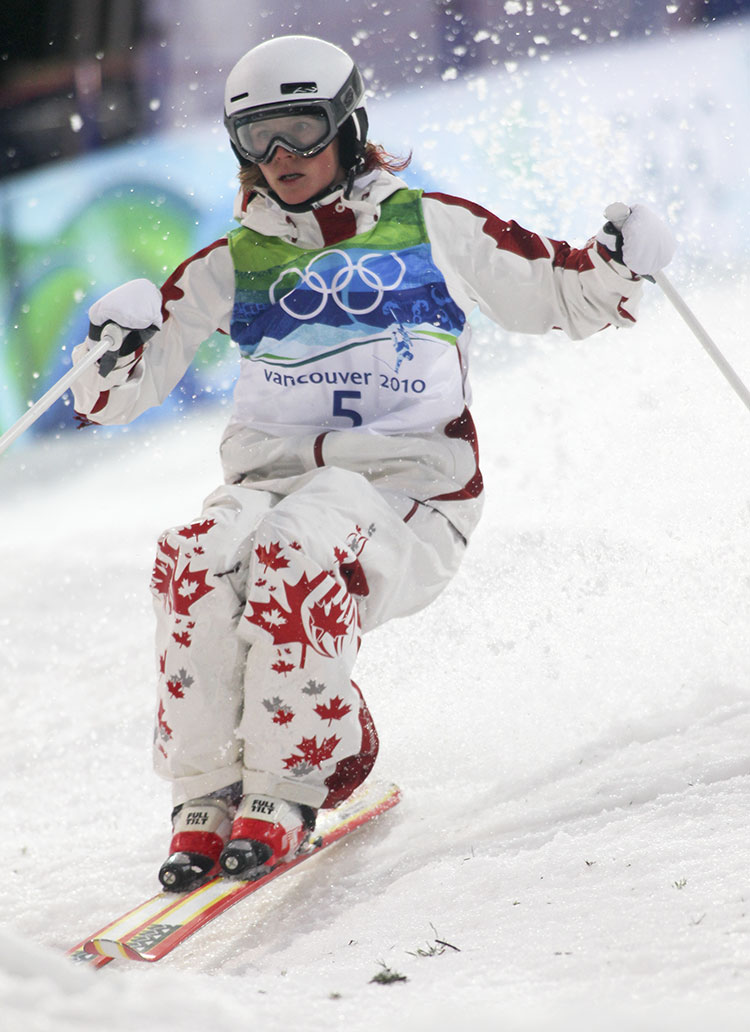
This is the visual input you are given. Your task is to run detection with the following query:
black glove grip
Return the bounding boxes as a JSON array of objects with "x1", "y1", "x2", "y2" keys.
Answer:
[
  {"x1": 90, "y1": 323, "x2": 159, "y2": 377},
  {"x1": 601, "y1": 221, "x2": 625, "y2": 265}
]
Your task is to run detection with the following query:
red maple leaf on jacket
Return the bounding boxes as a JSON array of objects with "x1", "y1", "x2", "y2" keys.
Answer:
[
  {"x1": 245, "y1": 570, "x2": 327, "y2": 666},
  {"x1": 255, "y1": 540, "x2": 290, "y2": 572},
  {"x1": 273, "y1": 708, "x2": 295, "y2": 725},
  {"x1": 283, "y1": 734, "x2": 341, "y2": 770},
  {"x1": 314, "y1": 695, "x2": 352, "y2": 726}
]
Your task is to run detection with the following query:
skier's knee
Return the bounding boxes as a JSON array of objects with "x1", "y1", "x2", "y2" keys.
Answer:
[{"x1": 150, "y1": 515, "x2": 227, "y2": 606}]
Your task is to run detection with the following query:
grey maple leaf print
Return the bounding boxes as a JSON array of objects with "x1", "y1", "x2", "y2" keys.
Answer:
[{"x1": 302, "y1": 679, "x2": 326, "y2": 696}]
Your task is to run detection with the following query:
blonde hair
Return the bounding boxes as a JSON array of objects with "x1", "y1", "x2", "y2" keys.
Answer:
[{"x1": 238, "y1": 141, "x2": 411, "y2": 196}]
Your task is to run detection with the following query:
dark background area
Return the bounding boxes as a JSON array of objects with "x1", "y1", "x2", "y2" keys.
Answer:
[{"x1": 1, "y1": 0, "x2": 748, "y2": 178}]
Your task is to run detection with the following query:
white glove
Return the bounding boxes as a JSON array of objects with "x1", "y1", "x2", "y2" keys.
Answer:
[
  {"x1": 597, "y1": 202, "x2": 676, "y2": 277},
  {"x1": 88, "y1": 278, "x2": 163, "y2": 331},
  {"x1": 87, "y1": 278, "x2": 163, "y2": 375}
]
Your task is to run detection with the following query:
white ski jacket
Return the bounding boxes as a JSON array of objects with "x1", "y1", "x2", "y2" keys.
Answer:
[{"x1": 71, "y1": 169, "x2": 643, "y2": 540}]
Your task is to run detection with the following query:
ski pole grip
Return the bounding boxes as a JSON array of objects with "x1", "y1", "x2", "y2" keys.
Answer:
[
  {"x1": 604, "y1": 202, "x2": 631, "y2": 231},
  {"x1": 97, "y1": 323, "x2": 126, "y2": 377}
]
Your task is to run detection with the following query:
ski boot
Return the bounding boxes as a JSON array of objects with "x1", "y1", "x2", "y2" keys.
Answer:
[
  {"x1": 219, "y1": 794, "x2": 317, "y2": 879},
  {"x1": 158, "y1": 788, "x2": 238, "y2": 892}
]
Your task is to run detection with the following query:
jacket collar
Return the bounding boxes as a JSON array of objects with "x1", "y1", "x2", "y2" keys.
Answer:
[{"x1": 232, "y1": 169, "x2": 408, "y2": 249}]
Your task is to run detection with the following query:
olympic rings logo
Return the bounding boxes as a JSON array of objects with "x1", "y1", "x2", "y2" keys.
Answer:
[{"x1": 269, "y1": 249, "x2": 407, "y2": 320}]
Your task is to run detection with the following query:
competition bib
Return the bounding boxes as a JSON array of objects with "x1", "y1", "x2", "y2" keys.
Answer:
[{"x1": 228, "y1": 190, "x2": 467, "y2": 434}]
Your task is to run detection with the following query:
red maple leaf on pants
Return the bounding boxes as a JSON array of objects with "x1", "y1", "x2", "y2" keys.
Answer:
[
  {"x1": 152, "y1": 538, "x2": 214, "y2": 616},
  {"x1": 309, "y1": 597, "x2": 353, "y2": 654},
  {"x1": 177, "y1": 518, "x2": 216, "y2": 540},
  {"x1": 157, "y1": 701, "x2": 172, "y2": 741},
  {"x1": 245, "y1": 570, "x2": 328, "y2": 666},
  {"x1": 255, "y1": 541, "x2": 290, "y2": 572},
  {"x1": 283, "y1": 734, "x2": 341, "y2": 770},
  {"x1": 167, "y1": 678, "x2": 184, "y2": 699},
  {"x1": 314, "y1": 695, "x2": 352, "y2": 725}
]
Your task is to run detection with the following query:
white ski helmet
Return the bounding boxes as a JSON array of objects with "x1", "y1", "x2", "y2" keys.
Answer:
[{"x1": 224, "y1": 35, "x2": 368, "y2": 168}]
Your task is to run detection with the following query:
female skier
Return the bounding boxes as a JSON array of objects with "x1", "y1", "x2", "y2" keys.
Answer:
[{"x1": 71, "y1": 35, "x2": 675, "y2": 891}]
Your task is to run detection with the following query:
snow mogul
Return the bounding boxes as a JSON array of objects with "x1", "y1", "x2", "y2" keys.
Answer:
[{"x1": 71, "y1": 35, "x2": 676, "y2": 890}]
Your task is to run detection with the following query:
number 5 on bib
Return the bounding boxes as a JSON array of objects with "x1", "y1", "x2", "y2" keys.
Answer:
[{"x1": 332, "y1": 389, "x2": 363, "y2": 426}]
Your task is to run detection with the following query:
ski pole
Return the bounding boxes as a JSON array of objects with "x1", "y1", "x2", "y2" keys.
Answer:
[
  {"x1": 0, "y1": 324, "x2": 124, "y2": 458},
  {"x1": 651, "y1": 269, "x2": 750, "y2": 416},
  {"x1": 604, "y1": 202, "x2": 750, "y2": 417}
]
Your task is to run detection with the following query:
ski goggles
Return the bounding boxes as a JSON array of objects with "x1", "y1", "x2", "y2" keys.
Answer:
[{"x1": 226, "y1": 103, "x2": 338, "y2": 164}]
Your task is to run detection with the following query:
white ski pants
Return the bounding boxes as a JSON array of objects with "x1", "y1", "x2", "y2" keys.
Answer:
[{"x1": 151, "y1": 465, "x2": 464, "y2": 808}]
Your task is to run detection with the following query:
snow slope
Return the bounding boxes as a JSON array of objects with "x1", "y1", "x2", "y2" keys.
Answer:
[
  {"x1": 2, "y1": 271, "x2": 749, "y2": 1032},
  {"x1": 2, "y1": 23, "x2": 750, "y2": 1032}
]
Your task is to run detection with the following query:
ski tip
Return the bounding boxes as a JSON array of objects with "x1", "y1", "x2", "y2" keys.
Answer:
[
  {"x1": 327, "y1": 780, "x2": 402, "y2": 834},
  {"x1": 371, "y1": 781, "x2": 402, "y2": 809},
  {"x1": 84, "y1": 938, "x2": 147, "y2": 961}
]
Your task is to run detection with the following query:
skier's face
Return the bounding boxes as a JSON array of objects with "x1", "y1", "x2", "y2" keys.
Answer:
[{"x1": 262, "y1": 138, "x2": 345, "y2": 206}]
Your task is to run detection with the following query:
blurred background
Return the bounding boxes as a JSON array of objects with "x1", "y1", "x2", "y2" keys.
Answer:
[{"x1": 1, "y1": 0, "x2": 749, "y2": 439}]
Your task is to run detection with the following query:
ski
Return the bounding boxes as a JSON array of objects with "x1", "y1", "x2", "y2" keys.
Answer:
[{"x1": 67, "y1": 781, "x2": 400, "y2": 967}]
